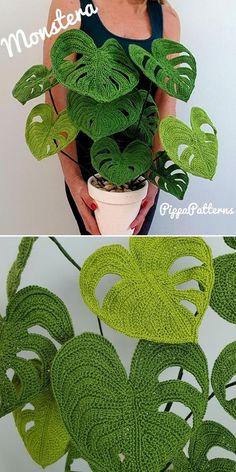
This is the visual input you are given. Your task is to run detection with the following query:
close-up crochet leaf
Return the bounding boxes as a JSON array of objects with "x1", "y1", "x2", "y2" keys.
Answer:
[
  {"x1": 129, "y1": 39, "x2": 197, "y2": 102},
  {"x1": 224, "y1": 237, "x2": 236, "y2": 250},
  {"x1": 124, "y1": 89, "x2": 159, "y2": 146},
  {"x1": 12, "y1": 65, "x2": 58, "y2": 105},
  {"x1": 210, "y1": 252, "x2": 236, "y2": 323},
  {"x1": 65, "y1": 445, "x2": 81, "y2": 472},
  {"x1": 91, "y1": 137, "x2": 153, "y2": 186},
  {"x1": 67, "y1": 89, "x2": 143, "y2": 141},
  {"x1": 211, "y1": 342, "x2": 236, "y2": 420},
  {"x1": 149, "y1": 151, "x2": 189, "y2": 200},
  {"x1": 79, "y1": 237, "x2": 214, "y2": 343},
  {"x1": 7, "y1": 237, "x2": 38, "y2": 301},
  {"x1": 51, "y1": 29, "x2": 139, "y2": 102},
  {"x1": 0, "y1": 285, "x2": 74, "y2": 418},
  {"x1": 173, "y1": 421, "x2": 236, "y2": 471},
  {"x1": 25, "y1": 104, "x2": 78, "y2": 160},
  {"x1": 159, "y1": 107, "x2": 218, "y2": 180},
  {"x1": 13, "y1": 360, "x2": 70, "y2": 468},
  {"x1": 52, "y1": 333, "x2": 208, "y2": 472}
]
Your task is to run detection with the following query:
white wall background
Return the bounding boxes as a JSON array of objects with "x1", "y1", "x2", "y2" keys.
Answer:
[
  {"x1": 0, "y1": 236, "x2": 236, "y2": 471},
  {"x1": 0, "y1": 0, "x2": 236, "y2": 234}
]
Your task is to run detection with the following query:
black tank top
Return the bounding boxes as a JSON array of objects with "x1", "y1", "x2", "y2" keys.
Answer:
[{"x1": 76, "y1": 0, "x2": 164, "y2": 177}]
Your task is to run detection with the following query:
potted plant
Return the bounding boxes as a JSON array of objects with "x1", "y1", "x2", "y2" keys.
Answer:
[
  {"x1": 0, "y1": 236, "x2": 236, "y2": 471},
  {"x1": 12, "y1": 29, "x2": 218, "y2": 234}
]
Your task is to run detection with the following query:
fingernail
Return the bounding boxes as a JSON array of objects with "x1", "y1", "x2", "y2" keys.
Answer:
[{"x1": 91, "y1": 203, "x2": 97, "y2": 211}]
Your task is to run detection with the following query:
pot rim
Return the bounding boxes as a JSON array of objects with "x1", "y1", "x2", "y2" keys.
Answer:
[{"x1": 88, "y1": 174, "x2": 148, "y2": 205}]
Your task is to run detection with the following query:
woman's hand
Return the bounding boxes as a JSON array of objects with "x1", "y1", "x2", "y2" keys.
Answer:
[
  {"x1": 69, "y1": 177, "x2": 101, "y2": 235},
  {"x1": 130, "y1": 182, "x2": 159, "y2": 235}
]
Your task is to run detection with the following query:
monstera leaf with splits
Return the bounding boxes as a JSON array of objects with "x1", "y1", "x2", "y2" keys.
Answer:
[
  {"x1": 13, "y1": 360, "x2": 70, "y2": 468},
  {"x1": 51, "y1": 29, "x2": 139, "y2": 102},
  {"x1": 67, "y1": 89, "x2": 143, "y2": 141},
  {"x1": 125, "y1": 89, "x2": 159, "y2": 146},
  {"x1": 91, "y1": 137, "x2": 153, "y2": 186},
  {"x1": 159, "y1": 107, "x2": 218, "y2": 180},
  {"x1": 0, "y1": 286, "x2": 74, "y2": 417},
  {"x1": 79, "y1": 237, "x2": 214, "y2": 343},
  {"x1": 25, "y1": 104, "x2": 78, "y2": 160},
  {"x1": 149, "y1": 151, "x2": 189, "y2": 200},
  {"x1": 52, "y1": 333, "x2": 209, "y2": 472},
  {"x1": 173, "y1": 421, "x2": 236, "y2": 471},
  {"x1": 211, "y1": 342, "x2": 236, "y2": 420},
  {"x1": 12, "y1": 65, "x2": 58, "y2": 105},
  {"x1": 210, "y1": 251, "x2": 236, "y2": 324},
  {"x1": 129, "y1": 39, "x2": 197, "y2": 102}
]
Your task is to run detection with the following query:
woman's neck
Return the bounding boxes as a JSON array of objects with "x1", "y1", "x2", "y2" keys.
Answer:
[{"x1": 105, "y1": 0, "x2": 148, "y2": 15}]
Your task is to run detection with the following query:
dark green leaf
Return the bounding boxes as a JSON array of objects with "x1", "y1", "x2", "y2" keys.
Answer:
[
  {"x1": 149, "y1": 151, "x2": 189, "y2": 200},
  {"x1": 125, "y1": 89, "x2": 159, "y2": 145}
]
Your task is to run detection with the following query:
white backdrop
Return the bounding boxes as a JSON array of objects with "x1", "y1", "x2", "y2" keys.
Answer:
[
  {"x1": 0, "y1": 236, "x2": 236, "y2": 471},
  {"x1": 0, "y1": 0, "x2": 236, "y2": 235}
]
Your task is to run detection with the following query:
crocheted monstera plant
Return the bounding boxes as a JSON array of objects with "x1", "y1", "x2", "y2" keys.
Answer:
[
  {"x1": 1, "y1": 236, "x2": 236, "y2": 471},
  {"x1": 12, "y1": 28, "x2": 218, "y2": 200}
]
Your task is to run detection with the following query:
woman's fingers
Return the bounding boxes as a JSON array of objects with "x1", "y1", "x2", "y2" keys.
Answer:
[
  {"x1": 79, "y1": 200, "x2": 100, "y2": 235},
  {"x1": 81, "y1": 188, "x2": 98, "y2": 211}
]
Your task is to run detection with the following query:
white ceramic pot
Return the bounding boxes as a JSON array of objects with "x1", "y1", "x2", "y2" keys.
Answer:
[{"x1": 88, "y1": 176, "x2": 148, "y2": 235}]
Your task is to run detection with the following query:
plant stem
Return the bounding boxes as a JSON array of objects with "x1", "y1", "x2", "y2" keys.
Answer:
[
  {"x1": 49, "y1": 237, "x2": 104, "y2": 337},
  {"x1": 135, "y1": 80, "x2": 153, "y2": 137},
  {"x1": 49, "y1": 89, "x2": 59, "y2": 115},
  {"x1": 160, "y1": 380, "x2": 236, "y2": 472}
]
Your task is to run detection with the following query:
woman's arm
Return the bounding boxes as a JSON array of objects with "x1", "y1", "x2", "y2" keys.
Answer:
[{"x1": 43, "y1": 0, "x2": 100, "y2": 234}]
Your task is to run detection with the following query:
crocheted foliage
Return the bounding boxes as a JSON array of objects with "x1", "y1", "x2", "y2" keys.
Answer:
[
  {"x1": 149, "y1": 151, "x2": 189, "y2": 200},
  {"x1": 7, "y1": 237, "x2": 38, "y2": 301},
  {"x1": 65, "y1": 445, "x2": 80, "y2": 472},
  {"x1": 12, "y1": 65, "x2": 58, "y2": 105},
  {"x1": 210, "y1": 252, "x2": 236, "y2": 323},
  {"x1": 79, "y1": 237, "x2": 214, "y2": 343},
  {"x1": 211, "y1": 342, "x2": 236, "y2": 420},
  {"x1": 159, "y1": 107, "x2": 218, "y2": 180},
  {"x1": 125, "y1": 89, "x2": 159, "y2": 146},
  {"x1": 91, "y1": 137, "x2": 153, "y2": 186},
  {"x1": 0, "y1": 285, "x2": 74, "y2": 418},
  {"x1": 173, "y1": 421, "x2": 236, "y2": 471},
  {"x1": 67, "y1": 89, "x2": 143, "y2": 141},
  {"x1": 51, "y1": 29, "x2": 139, "y2": 102},
  {"x1": 129, "y1": 39, "x2": 196, "y2": 102},
  {"x1": 13, "y1": 361, "x2": 69, "y2": 468},
  {"x1": 25, "y1": 104, "x2": 78, "y2": 160},
  {"x1": 224, "y1": 237, "x2": 236, "y2": 250},
  {"x1": 52, "y1": 333, "x2": 208, "y2": 472}
]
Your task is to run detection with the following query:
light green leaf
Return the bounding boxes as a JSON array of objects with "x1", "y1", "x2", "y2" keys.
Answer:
[
  {"x1": 14, "y1": 362, "x2": 70, "y2": 468},
  {"x1": 91, "y1": 137, "x2": 152, "y2": 186},
  {"x1": 25, "y1": 104, "x2": 78, "y2": 160},
  {"x1": 79, "y1": 237, "x2": 214, "y2": 343},
  {"x1": 12, "y1": 65, "x2": 58, "y2": 105},
  {"x1": 211, "y1": 342, "x2": 236, "y2": 420},
  {"x1": 51, "y1": 29, "x2": 139, "y2": 102},
  {"x1": 159, "y1": 107, "x2": 218, "y2": 179},
  {"x1": 0, "y1": 286, "x2": 74, "y2": 418},
  {"x1": 149, "y1": 151, "x2": 189, "y2": 200},
  {"x1": 52, "y1": 333, "x2": 208, "y2": 472},
  {"x1": 125, "y1": 89, "x2": 159, "y2": 146},
  {"x1": 224, "y1": 237, "x2": 236, "y2": 250},
  {"x1": 7, "y1": 237, "x2": 38, "y2": 301},
  {"x1": 67, "y1": 89, "x2": 143, "y2": 141},
  {"x1": 129, "y1": 39, "x2": 196, "y2": 102},
  {"x1": 210, "y1": 252, "x2": 236, "y2": 323}
]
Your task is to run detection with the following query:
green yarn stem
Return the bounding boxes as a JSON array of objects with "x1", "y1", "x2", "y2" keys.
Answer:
[{"x1": 49, "y1": 238, "x2": 104, "y2": 337}]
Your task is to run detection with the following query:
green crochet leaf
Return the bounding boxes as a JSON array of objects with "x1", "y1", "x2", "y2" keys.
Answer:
[
  {"x1": 67, "y1": 89, "x2": 143, "y2": 141},
  {"x1": 91, "y1": 137, "x2": 152, "y2": 186},
  {"x1": 173, "y1": 421, "x2": 236, "y2": 471},
  {"x1": 210, "y1": 252, "x2": 236, "y2": 323},
  {"x1": 224, "y1": 237, "x2": 236, "y2": 250},
  {"x1": 13, "y1": 361, "x2": 69, "y2": 468},
  {"x1": 129, "y1": 39, "x2": 196, "y2": 102},
  {"x1": 0, "y1": 286, "x2": 74, "y2": 418},
  {"x1": 149, "y1": 151, "x2": 189, "y2": 200},
  {"x1": 159, "y1": 107, "x2": 218, "y2": 180},
  {"x1": 125, "y1": 89, "x2": 159, "y2": 146},
  {"x1": 65, "y1": 446, "x2": 81, "y2": 472},
  {"x1": 79, "y1": 237, "x2": 214, "y2": 343},
  {"x1": 211, "y1": 342, "x2": 236, "y2": 420},
  {"x1": 7, "y1": 237, "x2": 38, "y2": 301},
  {"x1": 51, "y1": 29, "x2": 139, "y2": 102},
  {"x1": 12, "y1": 65, "x2": 58, "y2": 105},
  {"x1": 52, "y1": 333, "x2": 208, "y2": 472},
  {"x1": 25, "y1": 104, "x2": 78, "y2": 160}
]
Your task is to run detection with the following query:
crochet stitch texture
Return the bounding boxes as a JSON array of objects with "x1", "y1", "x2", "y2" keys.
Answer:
[{"x1": 79, "y1": 237, "x2": 214, "y2": 343}]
